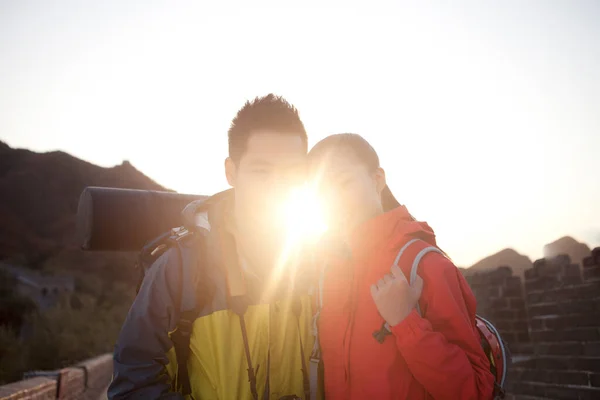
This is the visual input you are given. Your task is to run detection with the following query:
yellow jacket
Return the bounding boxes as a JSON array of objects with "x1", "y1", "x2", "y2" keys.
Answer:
[{"x1": 109, "y1": 190, "x2": 317, "y2": 400}]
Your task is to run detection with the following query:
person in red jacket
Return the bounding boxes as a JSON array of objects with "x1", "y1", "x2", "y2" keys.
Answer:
[{"x1": 307, "y1": 133, "x2": 495, "y2": 400}]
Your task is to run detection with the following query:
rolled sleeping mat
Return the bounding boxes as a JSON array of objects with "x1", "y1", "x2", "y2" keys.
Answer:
[{"x1": 76, "y1": 186, "x2": 207, "y2": 251}]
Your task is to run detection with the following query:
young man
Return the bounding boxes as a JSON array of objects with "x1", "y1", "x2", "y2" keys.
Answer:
[{"x1": 108, "y1": 94, "x2": 315, "y2": 400}]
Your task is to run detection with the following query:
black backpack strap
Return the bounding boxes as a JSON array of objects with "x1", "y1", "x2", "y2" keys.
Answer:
[
  {"x1": 172, "y1": 309, "x2": 198, "y2": 395},
  {"x1": 169, "y1": 227, "x2": 207, "y2": 396},
  {"x1": 135, "y1": 231, "x2": 172, "y2": 294},
  {"x1": 133, "y1": 224, "x2": 209, "y2": 396}
]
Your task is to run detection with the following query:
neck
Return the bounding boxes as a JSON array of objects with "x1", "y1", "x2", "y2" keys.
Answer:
[
  {"x1": 341, "y1": 207, "x2": 385, "y2": 243},
  {"x1": 233, "y1": 219, "x2": 277, "y2": 279}
]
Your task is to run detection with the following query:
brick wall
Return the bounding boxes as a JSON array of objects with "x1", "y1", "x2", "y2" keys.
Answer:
[
  {"x1": 464, "y1": 265, "x2": 533, "y2": 356},
  {"x1": 466, "y1": 247, "x2": 600, "y2": 399},
  {"x1": 0, "y1": 354, "x2": 112, "y2": 400}
]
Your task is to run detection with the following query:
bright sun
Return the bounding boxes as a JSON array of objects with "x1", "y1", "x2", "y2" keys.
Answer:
[{"x1": 280, "y1": 185, "x2": 328, "y2": 243}]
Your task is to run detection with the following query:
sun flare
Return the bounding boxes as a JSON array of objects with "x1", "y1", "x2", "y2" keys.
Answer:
[
  {"x1": 280, "y1": 185, "x2": 328, "y2": 244},
  {"x1": 260, "y1": 184, "x2": 328, "y2": 301}
]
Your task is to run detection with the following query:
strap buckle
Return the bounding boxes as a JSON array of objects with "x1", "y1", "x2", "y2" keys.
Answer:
[{"x1": 372, "y1": 322, "x2": 392, "y2": 344}]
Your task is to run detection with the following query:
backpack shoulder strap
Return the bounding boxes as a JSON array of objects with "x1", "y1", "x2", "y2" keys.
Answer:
[
  {"x1": 135, "y1": 231, "x2": 173, "y2": 294},
  {"x1": 173, "y1": 228, "x2": 205, "y2": 312},
  {"x1": 374, "y1": 239, "x2": 446, "y2": 342},
  {"x1": 404, "y1": 242, "x2": 445, "y2": 316},
  {"x1": 169, "y1": 227, "x2": 208, "y2": 396}
]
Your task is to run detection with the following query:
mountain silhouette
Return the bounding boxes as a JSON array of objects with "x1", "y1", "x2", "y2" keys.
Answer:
[
  {"x1": 2, "y1": 141, "x2": 594, "y2": 277},
  {"x1": 467, "y1": 236, "x2": 593, "y2": 278},
  {"x1": 0, "y1": 141, "x2": 167, "y2": 262},
  {"x1": 466, "y1": 248, "x2": 533, "y2": 278},
  {"x1": 543, "y1": 236, "x2": 591, "y2": 267}
]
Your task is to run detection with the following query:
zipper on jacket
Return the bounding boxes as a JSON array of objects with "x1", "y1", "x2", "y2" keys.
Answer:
[{"x1": 341, "y1": 254, "x2": 357, "y2": 390}]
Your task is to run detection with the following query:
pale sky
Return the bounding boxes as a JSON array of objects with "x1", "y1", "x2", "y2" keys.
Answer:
[{"x1": 1, "y1": 0, "x2": 599, "y2": 266}]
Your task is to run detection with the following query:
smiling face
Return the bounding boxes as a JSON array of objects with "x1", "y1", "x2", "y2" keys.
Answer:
[{"x1": 309, "y1": 145, "x2": 386, "y2": 237}]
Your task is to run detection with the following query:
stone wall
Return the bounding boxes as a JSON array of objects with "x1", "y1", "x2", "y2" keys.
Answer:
[
  {"x1": 0, "y1": 354, "x2": 112, "y2": 400},
  {"x1": 465, "y1": 265, "x2": 532, "y2": 355},
  {"x1": 466, "y1": 247, "x2": 600, "y2": 399},
  {"x1": 0, "y1": 262, "x2": 75, "y2": 311}
]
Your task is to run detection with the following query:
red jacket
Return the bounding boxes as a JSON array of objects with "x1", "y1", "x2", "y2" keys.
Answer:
[{"x1": 317, "y1": 206, "x2": 495, "y2": 399}]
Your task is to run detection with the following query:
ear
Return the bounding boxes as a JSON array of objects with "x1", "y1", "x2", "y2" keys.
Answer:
[
  {"x1": 374, "y1": 167, "x2": 387, "y2": 194},
  {"x1": 225, "y1": 157, "x2": 237, "y2": 187}
]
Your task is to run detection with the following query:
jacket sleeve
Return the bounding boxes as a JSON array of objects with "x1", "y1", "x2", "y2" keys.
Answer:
[
  {"x1": 390, "y1": 254, "x2": 495, "y2": 400},
  {"x1": 108, "y1": 248, "x2": 185, "y2": 400}
]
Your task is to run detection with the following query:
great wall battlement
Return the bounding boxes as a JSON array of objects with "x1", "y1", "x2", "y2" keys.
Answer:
[
  {"x1": 1, "y1": 247, "x2": 599, "y2": 400},
  {"x1": 486, "y1": 247, "x2": 600, "y2": 399},
  {"x1": 465, "y1": 246, "x2": 600, "y2": 399}
]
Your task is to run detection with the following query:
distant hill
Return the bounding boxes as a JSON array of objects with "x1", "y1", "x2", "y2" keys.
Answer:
[
  {"x1": 543, "y1": 236, "x2": 591, "y2": 266},
  {"x1": 466, "y1": 236, "x2": 593, "y2": 278},
  {"x1": 0, "y1": 141, "x2": 167, "y2": 262},
  {"x1": 466, "y1": 248, "x2": 533, "y2": 278}
]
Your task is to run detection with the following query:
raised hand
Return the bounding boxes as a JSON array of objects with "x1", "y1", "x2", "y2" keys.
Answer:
[{"x1": 370, "y1": 264, "x2": 424, "y2": 326}]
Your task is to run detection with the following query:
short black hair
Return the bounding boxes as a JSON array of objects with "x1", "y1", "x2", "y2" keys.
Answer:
[
  {"x1": 308, "y1": 133, "x2": 401, "y2": 211},
  {"x1": 228, "y1": 94, "x2": 307, "y2": 163}
]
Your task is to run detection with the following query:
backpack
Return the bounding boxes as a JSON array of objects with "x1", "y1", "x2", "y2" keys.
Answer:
[
  {"x1": 134, "y1": 225, "x2": 206, "y2": 396},
  {"x1": 372, "y1": 238, "x2": 510, "y2": 400}
]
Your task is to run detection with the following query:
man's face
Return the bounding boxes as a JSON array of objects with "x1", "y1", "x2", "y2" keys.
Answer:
[{"x1": 227, "y1": 130, "x2": 307, "y2": 242}]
